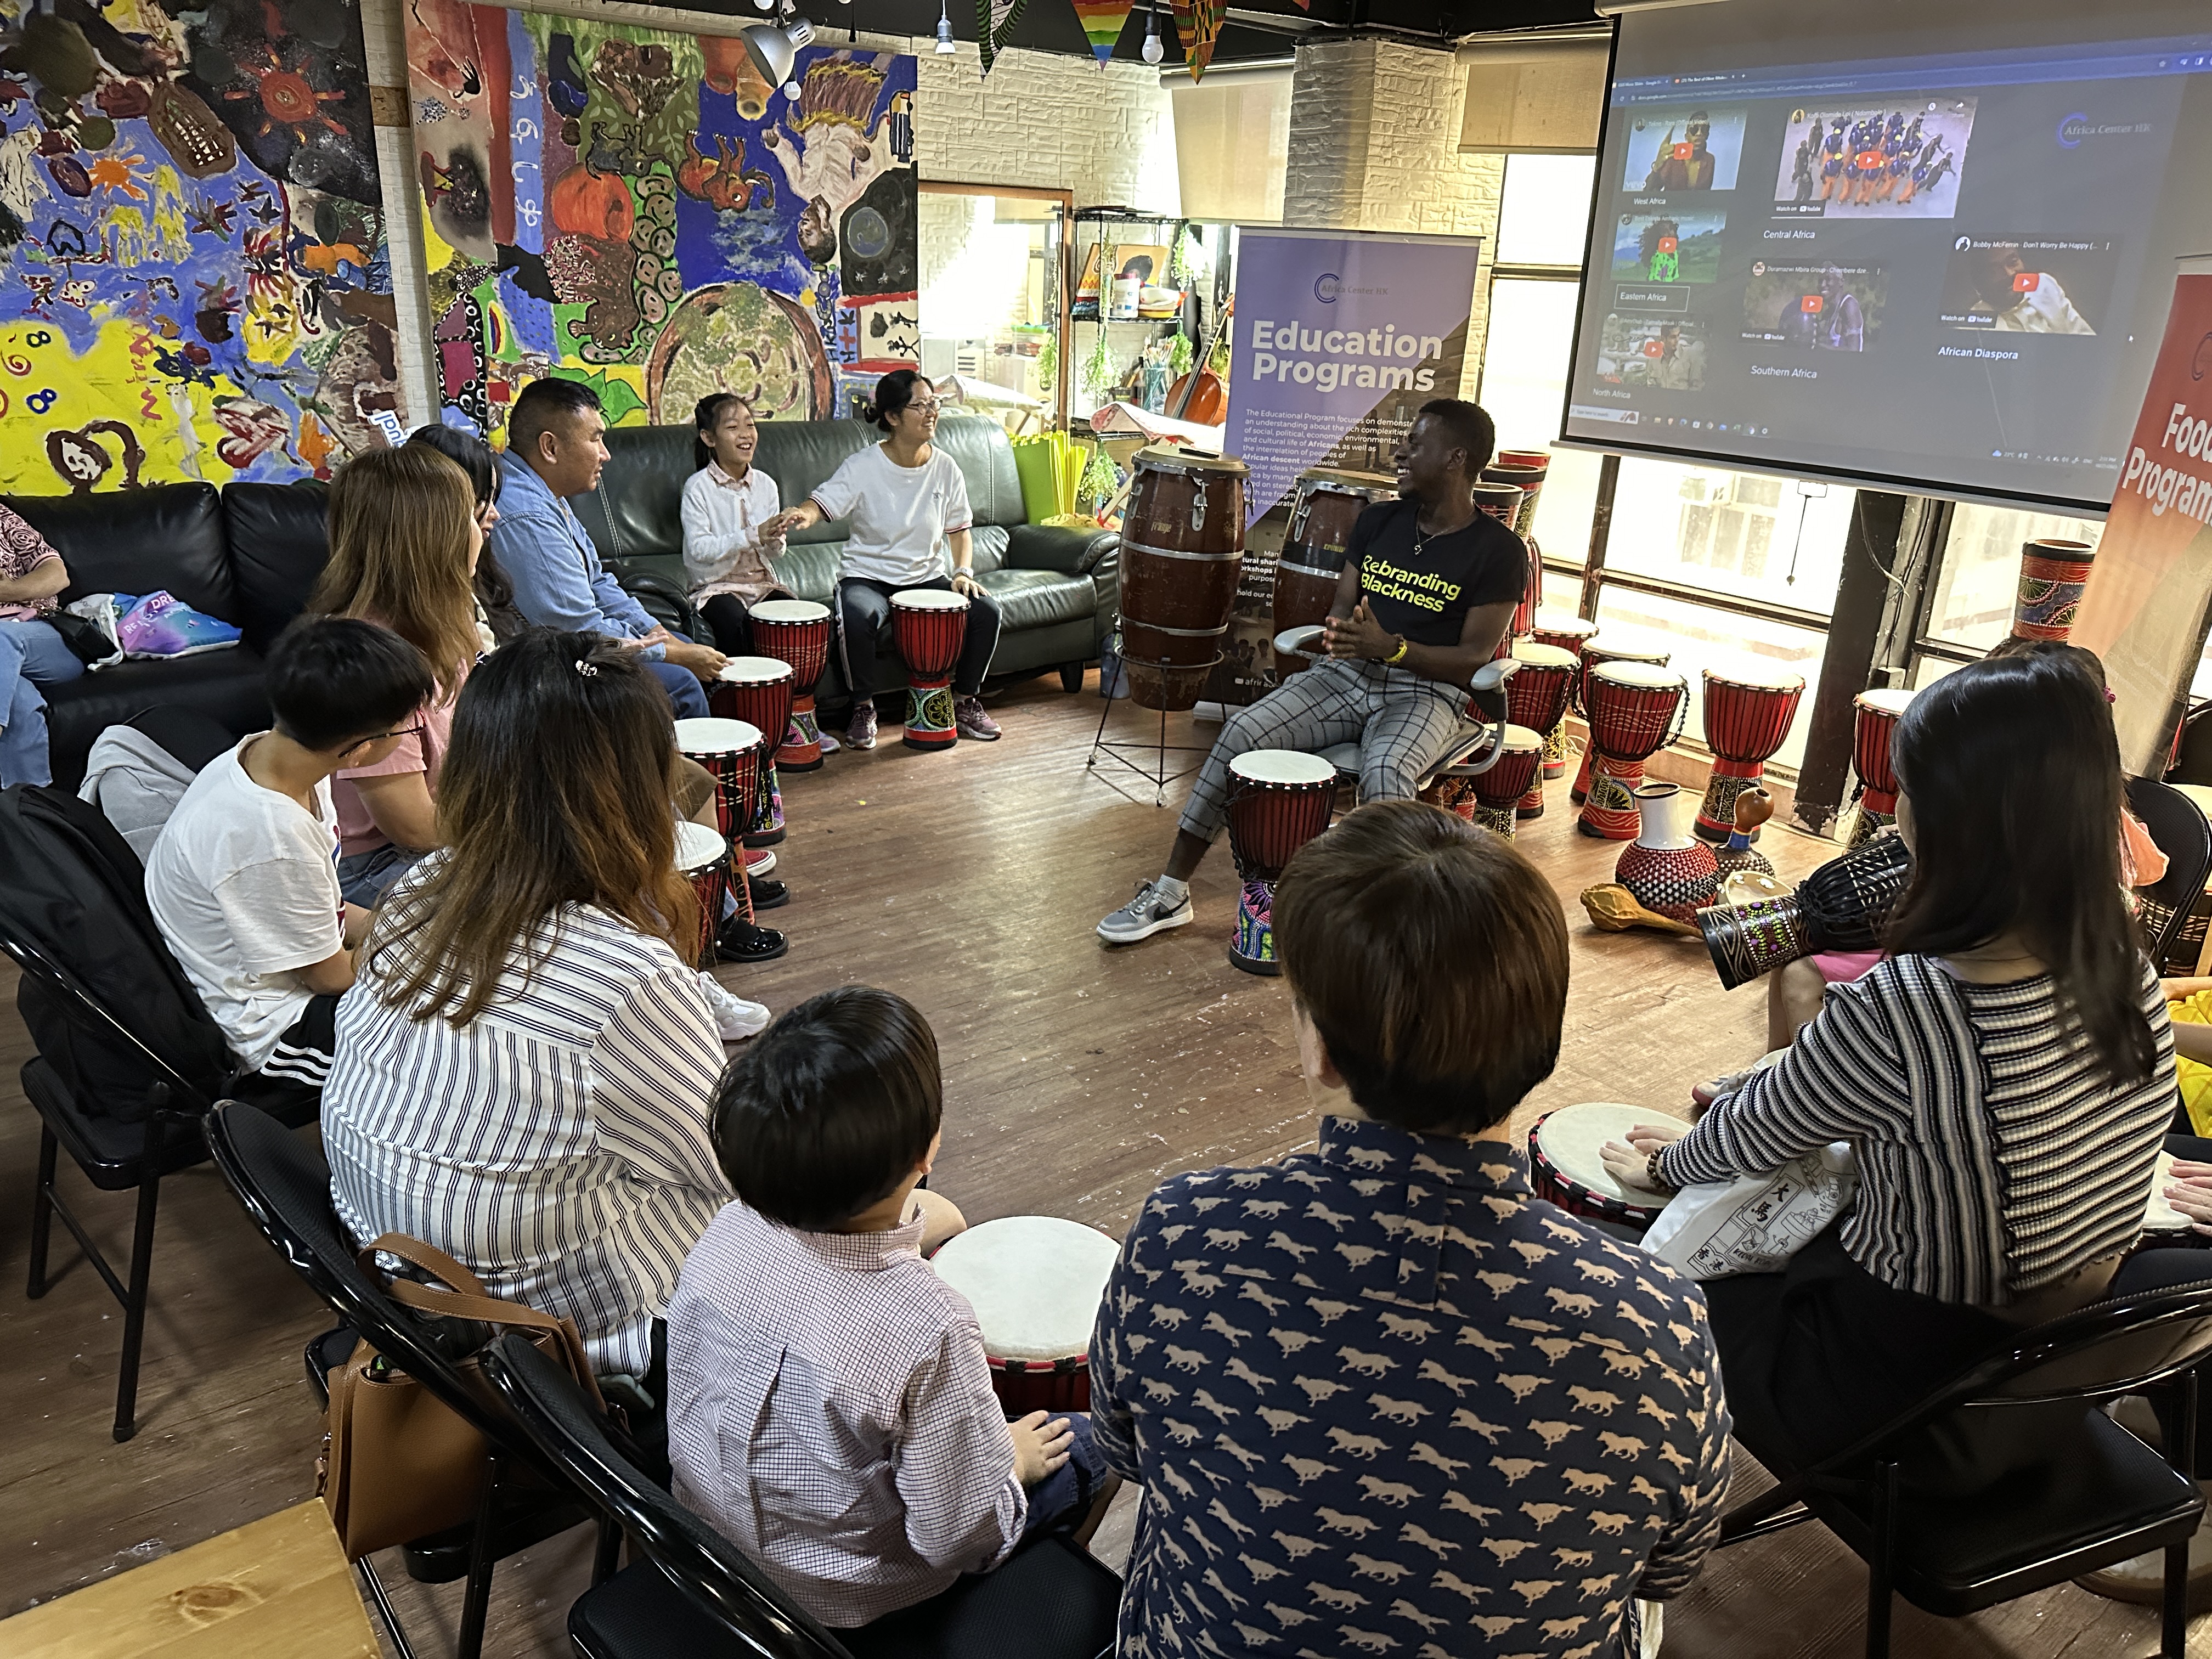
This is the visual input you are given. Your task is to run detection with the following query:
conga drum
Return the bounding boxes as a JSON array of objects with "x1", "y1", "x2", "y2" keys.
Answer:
[
  {"x1": 1848, "y1": 687, "x2": 1915, "y2": 847},
  {"x1": 928, "y1": 1216, "x2": 1121, "y2": 1414},
  {"x1": 1528, "y1": 1103, "x2": 1691, "y2": 1234},
  {"x1": 749, "y1": 598, "x2": 834, "y2": 771},
  {"x1": 1531, "y1": 611, "x2": 1597, "y2": 780},
  {"x1": 1226, "y1": 749, "x2": 1338, "y2": 975},
  {"x1": 1696, "y1": 664, "x2": 1805, "y2": 843},
  {"x1": 1571, "y1": 638, "x2": 1672, "y2": 805},
  {"x1": 1505, "y1": 642, "x2": 1578, "y2": 818},
  {"x1": 1579, "y1": 662, "x2": 1688, "y2": 841},
  {"x1": 890, "y1": 589, "x2": 969, "y2": 751},
  {"x1": 1119, "y1": 447, "x2": 1249, "y2": 711},
  {"x1": 711, "y1": 656, "x2": 796, "y2": 847},
  {"x1": 672, "y1": 820, "x2": 730, "y2": 971},
  {"x1": 1421, "y1": 726, "x2": 1543, "y2": 839},
  {"x1": 1272, "y1": 467, "x2": 1394, "y2": 676}
]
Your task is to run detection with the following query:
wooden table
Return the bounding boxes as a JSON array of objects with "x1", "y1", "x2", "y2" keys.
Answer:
[{"x1": 0, "y1": 1501, "x2": 377, "y2": 1658}]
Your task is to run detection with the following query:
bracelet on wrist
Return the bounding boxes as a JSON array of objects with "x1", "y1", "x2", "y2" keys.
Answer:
[
  {"x1": 1645, "y1": 1150, "x2": 1677, "y2": 1194},
  {"x1": 1384, "y1": 635, "x2": 1410, "y2": 665}
]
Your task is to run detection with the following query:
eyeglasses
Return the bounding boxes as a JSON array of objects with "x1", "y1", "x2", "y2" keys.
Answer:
[
  {"x1": 355, "y1": 723, "x2": 426, "y2": 747},
  {"x1": 905, "y1": 398, "x2": 942, "y2": 416}
]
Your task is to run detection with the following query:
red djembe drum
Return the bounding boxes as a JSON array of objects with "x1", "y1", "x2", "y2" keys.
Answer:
[
  {"x1": 1531, "y1": 611, "x2": 1597, "y2": 780},
  {"x1": 672, "y1": 820, "x2": 731, "y2": 971},
  {"x1": 673, "y1": 715, "x2": 763, "y2": 923},
  {"x1": 2012, "y1": 537, "x2": 2096, "y2": 641},
  {"x1": 1695, "y1": 664, "x2": 1805, "y2": 843},
  {"x1": 712, "y1": 656, "x2": 795, "y2": 848},
  {"x1": 1579, "y1": 662, "x2": 1688, "y2": 841},
  {"x1": 1571, "y1": 637, "x2": 1672, "y2": 804},
  {"x1": 1505, "y1": 642, "x2": 1578, "y2": 819},
  {"x1": 1226, "y1": 749, "x2": 1339, "y2": 975},
  {"x1": 749, "y1": 598, "x2": 834, "y2": 771},
  {"x1": 1847, "y1": 687, "x2": 1916, "y2": 847},
  {"x1": 891, "y1": 589, "x2": 970, "y2": 751},
  {"x1": 1419, "y1": 726, "x2": 1544, "y2": 837}
]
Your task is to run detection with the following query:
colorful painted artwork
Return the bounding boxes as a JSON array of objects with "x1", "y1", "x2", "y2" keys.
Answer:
[
  {"x1": 405, "y1": 3, "x2": 918, "y2": 437},
  {"x1": 0, "y1": 0, "x2": 398, "y2": 493}
]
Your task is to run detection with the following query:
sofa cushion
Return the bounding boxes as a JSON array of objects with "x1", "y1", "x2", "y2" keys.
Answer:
[
  {"x1": 932, "y1": 414, "x2": 1026, "y2": 529},
  {"x1": 44, "y1": 649, "x2": 268, "y2": 791},
  {"x1": 6, "y1": 483, "x2": 235, "y2": 624},
  {"x1": 223, "y1": 481, "x2": 331, "y2": 652},
  {"x1": 980, "y1": 568, "x2": 1099, "y2": 633}
]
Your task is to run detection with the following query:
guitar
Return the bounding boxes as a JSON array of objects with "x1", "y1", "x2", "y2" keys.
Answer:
[{"x1": 1166, "y1": 291, "x2": 1232, "y2": 424}]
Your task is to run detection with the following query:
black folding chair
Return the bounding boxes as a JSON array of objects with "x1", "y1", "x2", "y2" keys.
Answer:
[
  {"x1": 481, "y1": 1332, "x2": 1125, "y2": 1659},
  {"x1": 204, "y1": 1098, "x2": 609, "y2": 1659},
  {"x1": 2129, "y1": 775, "x2": 2212, "y2": 970},
  {"x1": 1717, "y1": 1275, "x2": 2212, "y2": 1658}
]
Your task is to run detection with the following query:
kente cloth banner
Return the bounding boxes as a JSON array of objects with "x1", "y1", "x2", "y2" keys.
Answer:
[
  {"x1": 1070, "y1": 0, "x2": 1138, "y2": 67},
  {"x1": 408, "y1": 3, "x2": 918, "y2": 437},
  {"x1": 978, "y1": 0, "x2": 1028, "y2": 76},
  {"x1": 2072, "y1": 261, "x2": 2212, "y2": 774},
  {"x1": 0, "y1": 0, "x2": 399, "y2": 492},
  {"x1": 1170, "y1": 0, "x2": 1225, "y2": 80}
]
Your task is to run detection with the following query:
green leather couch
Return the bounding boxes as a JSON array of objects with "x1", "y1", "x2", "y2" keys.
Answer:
[{"x1": 572, "y1": 413, "x2": 1120, "y2": 711}]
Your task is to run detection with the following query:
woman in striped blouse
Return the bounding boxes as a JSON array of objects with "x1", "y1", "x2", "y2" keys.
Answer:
[
  {"x1": 1607, "y1": 650, "x2": 2177, "y2": 1466},
  {"x1": 322, "y1": 632, "x2": 736, "y2": 1379}
]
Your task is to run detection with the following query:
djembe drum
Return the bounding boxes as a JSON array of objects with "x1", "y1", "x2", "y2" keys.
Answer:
[
  {"x1": 1847, "y1": 687, "x2": 1916, "y2": 846},
  {"x1": 1482, "y1": 460, "x2": 1547, "y2": 538},
  {"x1": 1272, "y1": 468, "x2": 1395, "y2": 676},
  {"x1": 890, "y1": 589, "x2": 969, "y2": 751},
  {"x1": 1579, "y1": 662, "x2": 1688, "y2": 841},
  {"x1": 712, "y1": 656, "x2": 795, "y2": 847},
  {"x1": 1571, "y1": 639, "x2": 1673, "y2": 805},
  {"x1": 1698, "y1": 832, "x2": 1912, "y2": 991},
  {"x1": 929, "y1": 1216, "x2": 1120, "y2": 1414},
  {"x1": 2013, "y1": 537, "x2": 2096, "y2": 641},
  {"x1": 672, "y1": 820, "x2": 731, "y2": 971},
  {"x1": 1465, "y1": 727, "x2": 1546, "y2": 838},
  {"x1": 1531, "y1": 611, "x2": 1598, "y2": 780},
  {"x1": 749, "y1": 598, "x2": 834, "y2": 771},
  {"x1": 1506, "y1": 642, "x2": 1578, "y2": 818},
  {"x1": 1225, "y1": 749, "x2": 1339, "y2": 975},
  {"x1": 1119, "y1": 447, "x2": 1249, "y2": 710},
  {"x1": 1529, "y1": 1103, "x2": 1691, "y2": 1233},
  {"x1": 672, "y1": 715, "x2": 763, "y2": 923},
  {"x1": 1696, "y1": 665, "x2": 1805, "y2": 843}
]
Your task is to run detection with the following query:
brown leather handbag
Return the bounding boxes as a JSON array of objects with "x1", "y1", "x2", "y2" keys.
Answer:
[{"x1": 319, "y1": 1234, "x2": 605, "y2": 1560}]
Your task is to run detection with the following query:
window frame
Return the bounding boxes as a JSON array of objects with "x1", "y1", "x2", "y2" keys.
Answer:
[{"x1": 916, "y1": 180, "x2": 1075, "y2": 429}]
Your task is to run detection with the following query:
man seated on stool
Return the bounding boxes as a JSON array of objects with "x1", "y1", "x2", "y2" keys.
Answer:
[
  {"x1": 1098, "y1": 398, "x2": 1526, "y2": 947},
  {"x1": 665, "y1": 986, "x2": 1113, "y2": 1629},
  {"x1": 489, "y1": 376, "x2": 726, "y2": 720}
]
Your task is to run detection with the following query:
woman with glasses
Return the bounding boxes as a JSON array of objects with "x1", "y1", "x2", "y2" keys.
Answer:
[{"x1": 761, "y1": 369, "x2": 1003, "y2": 749}]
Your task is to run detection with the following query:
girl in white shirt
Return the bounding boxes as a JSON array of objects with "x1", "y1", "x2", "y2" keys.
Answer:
[{"x1": 764, "y1": 371, "x2": 1002, "y2": 749}]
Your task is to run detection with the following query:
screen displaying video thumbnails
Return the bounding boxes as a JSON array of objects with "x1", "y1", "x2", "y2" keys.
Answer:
[
  {"x1": 1621, "y1": 106, "x2": 1748, "y2": 194},
  {"x1": 1594, "y1": 315, "x2": 1710, "y2": 391},
  {"x1": 1770, "y1": 98, "x2": 1977, "y2": 219},
  {"x1": 1742, "y1": 260, "x2": 1890, "y2": 352},
  {"x1": 1937, "y1": 236, "x2": 2117, "y2": 336},
  {"x1": 1610, "y1": 212, "x2": 1727, "y2": 286}
]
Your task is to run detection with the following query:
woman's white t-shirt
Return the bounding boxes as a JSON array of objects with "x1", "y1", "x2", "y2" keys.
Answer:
[{"x1": 809, "y1": 444, "x2": 973, "y2": 589}]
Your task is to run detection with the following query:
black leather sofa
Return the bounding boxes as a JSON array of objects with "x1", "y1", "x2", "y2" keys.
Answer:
[{"x1": 574, "y1": 413, "x2": 1120, "y2": 711}]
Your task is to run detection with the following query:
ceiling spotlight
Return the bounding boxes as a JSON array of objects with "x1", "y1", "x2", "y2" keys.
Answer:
[
  {"x1": 783, "y1": 80, "x2": 803, "y2": 98},
  {"x1": 1141, "y1": 2, "x2": 1163, "y2": 65},
  {"x1": 744, "y1": 8, "x2": 815, "y2": 85},
  {"x1": 752, "y1": 0, "x2": 774, "y2": 12},
  {"x1": 935, "y1": 0, "x2": 957, "y2": 53}
]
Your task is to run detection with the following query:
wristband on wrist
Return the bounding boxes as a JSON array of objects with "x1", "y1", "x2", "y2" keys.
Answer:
[
  {"x1": 1645, "y1": 1149, "x2": 1676, "y2": 1193},
  {"x1": 1385, "y1": 635, "x2": 1410, "y2": 665}
]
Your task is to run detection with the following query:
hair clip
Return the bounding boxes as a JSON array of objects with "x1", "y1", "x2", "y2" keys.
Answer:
[
  {"x1": 2106, "y1": 688, "x2": 2117, "y2": 703},
  {"x1": 575, "y1": 658, "x2": 600, "y2": 678}
]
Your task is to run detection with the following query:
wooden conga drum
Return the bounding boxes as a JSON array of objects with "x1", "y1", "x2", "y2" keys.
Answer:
[
  {"x1": 1271, "y1": 467, "x2": 1393, "y2": 676},
  {"x1": 1119, "y1": 447, "x2": 1249, "y2": 711}
]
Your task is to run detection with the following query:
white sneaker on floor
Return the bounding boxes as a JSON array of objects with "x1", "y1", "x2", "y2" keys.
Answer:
[
  {"x1": 1097, "y1": 880, "x2": 1193, "y2": 945},
  {"x1": 697, "y1": 973, "x2": 771, "y2": 1041}
]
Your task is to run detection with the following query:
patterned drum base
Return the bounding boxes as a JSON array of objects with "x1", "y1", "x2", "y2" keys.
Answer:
[
  {"x1": 1696, "y1": 771, "x2": 1765, "y2": 845},
  {"x1": 744, "y1": 761, "x2": 786, "y2": 848},
  {"x1": 1229, "y1": 878, "x2": 1281, "y2": 976},
  {"x1": 1474, "y1": 803, "x2": 1518, "y2": 839},
  {"x1": 1419, "y1": 775, "x2": 1480, "y2": 825},
  {"x1": 905, "y1": 684, "x2": 958, "y2": 751},
  {"x1": 1570, "y1": 743, "x2": 1595, "y2": 805},
  {"x1": 1846, "y1": 803, "x2": 1895, "y2": 848},
  {"x1": 1579, "y1": 760, "x2": 1643, "y2": 840},
  {"x1": 778, "y1": 702, "x2": 826, "y2": 772},
  {"x1": 1542, "y1": 717, "x2": 1570, "y2": 781}
]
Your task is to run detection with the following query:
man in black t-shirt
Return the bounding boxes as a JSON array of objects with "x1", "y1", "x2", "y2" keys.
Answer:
[{"x1": 1099, "y1": 399, "x2": 1527, "y2": 947}]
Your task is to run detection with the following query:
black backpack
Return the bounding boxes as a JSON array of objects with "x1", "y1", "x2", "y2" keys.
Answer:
[{"x1": 0, "y1": 785, "x2": 238, "y2": 1121}]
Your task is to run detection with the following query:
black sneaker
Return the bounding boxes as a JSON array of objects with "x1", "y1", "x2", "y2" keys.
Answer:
[
  {"x1": 718, "y1": 918, "x2": 789, "y2": 964},
  {"x1": 748, "y1": 876, "x2": 790, "y2": 911}
]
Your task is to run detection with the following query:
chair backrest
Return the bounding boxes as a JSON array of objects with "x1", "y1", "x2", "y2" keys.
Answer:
[
  {"x1": 2129, "y1": 775, "x2": 2212, "y2": 966},
  {"x1": 203, "y1": 1099, "x2": 552, "y2": 1469},
  {"x1": 481, "y1": 1333, "x2": 855, "y2": 1659}
]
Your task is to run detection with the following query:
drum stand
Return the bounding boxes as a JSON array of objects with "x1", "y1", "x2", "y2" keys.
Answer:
[{"x1": 1085, "y1": 640, "x2": 1221, "y2": 808}]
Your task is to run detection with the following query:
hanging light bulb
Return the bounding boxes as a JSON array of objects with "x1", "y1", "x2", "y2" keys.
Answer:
[
  {"x1": 784, "y1": 78, "x2": 803, "y2": 98},
  {"x1": 934, "y1": 0, "x2": 957, "y2": 53},
  {"x1": 1140, "y1": 2, "x2": 1163, "y2": 65}
]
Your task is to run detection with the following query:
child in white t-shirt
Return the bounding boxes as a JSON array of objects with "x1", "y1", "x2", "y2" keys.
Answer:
[
  {"x1": 763, "y1": 371, "x2": 1002, "y2": 749},
  {"x1": 147, "y1": 617, "x2": 434, "y2": 1108}
]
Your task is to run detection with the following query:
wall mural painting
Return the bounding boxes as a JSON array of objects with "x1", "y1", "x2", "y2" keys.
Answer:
[
  {"x1": 406, "y1": 3, "x2": 919, "y2": 437},
  {"x1": 0, "y1": 0, "x2": 399, "y2": 493}
]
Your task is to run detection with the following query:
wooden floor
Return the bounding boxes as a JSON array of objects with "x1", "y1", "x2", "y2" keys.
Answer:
[{"x1": 1, "y1": 675, "x2": 2203, "y2": 1657}]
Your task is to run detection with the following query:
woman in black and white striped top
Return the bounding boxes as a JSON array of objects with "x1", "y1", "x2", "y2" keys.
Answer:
[{"x1": 1609, "y1": 650, "x2": 2177, "y2": 1465}]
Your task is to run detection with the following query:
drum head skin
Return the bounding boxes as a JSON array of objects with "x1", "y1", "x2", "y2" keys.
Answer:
[
  {"x1": 1538, "y1": 1103, "x2": 1692, "y2": 1203},
  {"x1": 930, "y1": 1216, "x2": 1122, "y2": 1362},
  {"x1": 719, "y1": 656, "x2": 794, "y2": 685},
  {"x1": 1705, "y1": 663, "x2": 1807, "y2": 693},
  {"x1": 1511, "y1": 642, "x2": 1578, "y2": 670},
  {"x1": 1300, "y1": 467, "x2": 1396, "y2": 493},
  {"x1": 674, "y1": 820, "x2": 726, "y2": 872},
  {"x1": 1592, "y1": 662, "x2": 1685, "y2": 693},
  {"x1": 1231, "y1": 748, "x2": 1340, "y2": 787},
  {"x1": 892, "y1": 588, "x2": 970, "y2": 612},
  {"x1": 673, "y1": 716, "x2": 764, "y2": 754},
  {"x1": 1137, "y1": 444, "x2": 1251, "y2": 477},
  {"x1": 749, "y1": 598, "x2": 832, "y2": 623},
  {"x1": 1532, "y1": 610, "x2": 1596, "y2": 637},
  {"x1": 1858, "y1": 687, "x2": 1916, "y2": 716}
]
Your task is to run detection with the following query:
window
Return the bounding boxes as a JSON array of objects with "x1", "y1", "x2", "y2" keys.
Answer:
[
  {"x1": 1921, "y1": 501, "x2": 2103, "y2": 654},
  {"x1": 917, "y1": 185, "x2": 1071, "y2": 428},
  {"x1": 1605, "y1": 459, "x2": 1854, "y2": 617}
]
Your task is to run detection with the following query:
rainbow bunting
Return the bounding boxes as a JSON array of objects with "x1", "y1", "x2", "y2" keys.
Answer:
[
  {"x1": 1170, "y1": 0, "x2": 1224, "y2": 79},
  {"x1": 1070, "y1": 0, "x2": 1137, "y2": 66},
  {"x1": 978, "y1": 0, "x2": 1028, "y2": 74}
]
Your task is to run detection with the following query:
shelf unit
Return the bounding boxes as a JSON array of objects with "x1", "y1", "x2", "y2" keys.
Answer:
[{"x1": 1070, "y1": 209, "x2": 1235, "y2": 420}]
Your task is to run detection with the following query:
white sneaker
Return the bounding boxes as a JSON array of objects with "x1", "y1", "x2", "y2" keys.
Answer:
[
  {"x1": 1098, "y1": 880, "x2": 1194, "y2": 946},
  {"x1": 697, "y1": 972, "x2": 771, "y2": 1041}
]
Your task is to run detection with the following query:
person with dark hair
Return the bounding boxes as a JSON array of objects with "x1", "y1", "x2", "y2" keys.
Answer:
[
  {"x1": 407, "y1": 422, "x2": 527, "y2": 647},
  {"x1": 323, "y1": 631, "x2": 766, "y2": 1381},
  {"x1": 761, "y1": 369, "x2": 1004, "y2": 748},
  {"x1": 147, "y1": 617, "x2": 436, "y2": 1109},
  {"x1": 1092, "y1": 800, "x2": 1729, "y2": 1651},
  {"x1": 1604, "y1": 650, "x2": 2177, "y2": 1471},
  {"x1": 664, "y1": 986, "x2": 1112, "y2": 1628},
  {"x1": 1098, "y1": 398, "x2": 1526, "y2": 946},
  {"x1": 488, "y1": 376, "x2": 724, "y2": 720}
]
